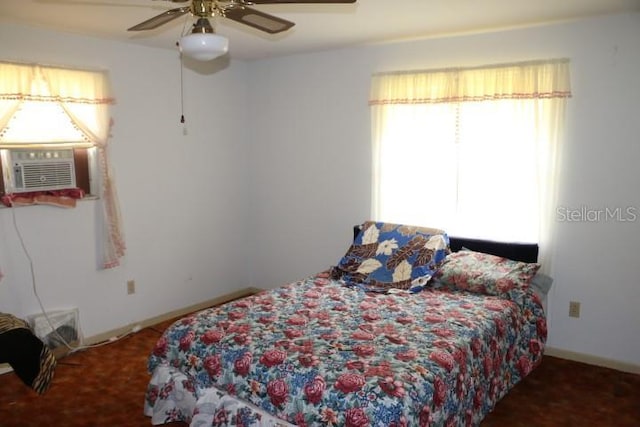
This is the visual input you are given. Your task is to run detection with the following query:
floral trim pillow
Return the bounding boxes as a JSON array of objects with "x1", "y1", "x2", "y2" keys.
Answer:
[
  {"x1": 433, "y1": 249, "x2": 540, "y2": 301},
  {"x1": 332, "y1": 221, "x2": 450, "y2": 293}
]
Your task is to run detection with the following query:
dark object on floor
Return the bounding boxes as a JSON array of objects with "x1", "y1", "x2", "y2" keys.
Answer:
[{"x1": 0, "y1": 312, "x2": 56, "y2": 394}]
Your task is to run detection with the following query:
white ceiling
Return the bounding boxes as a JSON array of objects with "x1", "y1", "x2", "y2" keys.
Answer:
[{"x1": 1, "y1": 0, "x2": 639, "y2": 60}]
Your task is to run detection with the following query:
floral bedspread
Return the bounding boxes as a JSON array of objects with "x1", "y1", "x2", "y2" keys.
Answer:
[{"x1": 144, "y1": 273, "x2": 546, "y2": 426}]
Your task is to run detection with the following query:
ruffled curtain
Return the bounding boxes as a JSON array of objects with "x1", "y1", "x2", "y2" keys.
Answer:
[
  {"x1": 370, "y1": 59, "x2": 571, "y2": 273},
  {"x1": 369, "y1": 59, "x2": 572, "y2": 105},
  {"x1": 0, "y1": 61, "x2": 125, "y2": 269}
]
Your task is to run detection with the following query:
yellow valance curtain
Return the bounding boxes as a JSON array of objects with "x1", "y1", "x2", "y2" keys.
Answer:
[
  {"x1": 369, "y1": 59, "x2": 572, "y2": 105},
  {"x1": 0, "y1": 62, "x2": 113, "y2": 104},
  {"x1": 0, "y1": 61, "x2": 125, "y2": 270}
]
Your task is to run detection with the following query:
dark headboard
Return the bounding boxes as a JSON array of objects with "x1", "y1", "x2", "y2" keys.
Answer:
[
  {"x1": 353, "y1": 225, "x2": 538, "y2": 263},
  {"x1": 448, "y1": 236, "x2": 538, "y2": 263}
]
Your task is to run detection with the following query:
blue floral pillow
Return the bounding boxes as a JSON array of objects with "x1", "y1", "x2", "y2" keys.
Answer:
[{"x1": 332, "y1": 221, "x2": 450, "y2": 293}]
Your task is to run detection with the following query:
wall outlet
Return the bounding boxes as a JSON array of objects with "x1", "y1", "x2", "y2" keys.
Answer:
[
  {"x1": 569, "y1": 301, "x2": 581, "y2": 318},
  {"x1": 127, "y1": 280, "x2": 135, "y2": 295}
]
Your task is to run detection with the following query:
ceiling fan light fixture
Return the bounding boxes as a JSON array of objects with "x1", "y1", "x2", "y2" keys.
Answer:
[
  {"x1": 180, "y1": 33, "x2": 229, "y2": 61},
  {"x1": 179, "y1": 18, "x2": 228, "y2": 61}
]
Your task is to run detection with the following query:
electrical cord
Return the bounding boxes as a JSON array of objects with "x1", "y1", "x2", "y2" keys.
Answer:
[
  {"x1": 10, "y1": 205, "x2": 140, "y2": 354},
  {"x1": 9, "y1": 205, "x2": 76, "y2": 351}
]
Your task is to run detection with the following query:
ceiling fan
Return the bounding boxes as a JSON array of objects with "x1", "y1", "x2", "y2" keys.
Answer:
[{"x1": 128, "y1": 0, "x2": 357, "y2": 60}]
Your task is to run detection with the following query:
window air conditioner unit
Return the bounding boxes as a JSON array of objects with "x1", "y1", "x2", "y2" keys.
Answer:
[{"x1": 2, "y1": 149, "x2": 76, "y2": 193}]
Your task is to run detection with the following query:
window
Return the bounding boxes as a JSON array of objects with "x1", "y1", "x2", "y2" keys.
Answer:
[
  {"x1": 0, "y1": 61, "x2": 125, "y2": 269},
  {"x1": 370, "y1": 60, "x2": 571, "y2": 269},
  {"x1": 0, "y1": 67, "x2": 99, "y2": 198}
]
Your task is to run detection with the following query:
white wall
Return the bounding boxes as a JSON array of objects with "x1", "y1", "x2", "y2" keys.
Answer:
[
  {"x1": 246, "y1": 48, "x2": 373, "y2": 287},
  {"x1": 0, "y1": 23, "x2": 252, "y2": 337},
  {"x1": 247, "y1": 13, "x2": 640, "y2": 367}
]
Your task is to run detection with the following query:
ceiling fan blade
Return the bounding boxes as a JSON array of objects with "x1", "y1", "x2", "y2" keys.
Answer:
[
  {"x1": 248, "y1": 0, "x2": 356, "y2": 3},
  {"x1": 224, "y1": 6, "x2": 295, "y2": 34},
  {"x1": 128, "y1": 7, "x2": 190, "y2": 31}
]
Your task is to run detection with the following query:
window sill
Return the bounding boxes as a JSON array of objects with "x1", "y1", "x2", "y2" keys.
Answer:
[{"x1": 0, "y1": 194, "x2": 99, "y2": 209}]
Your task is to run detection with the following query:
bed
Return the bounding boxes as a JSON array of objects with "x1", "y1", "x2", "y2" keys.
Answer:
[{"x1": 144, "y1": 221, "x2": 547, "y2": 426}]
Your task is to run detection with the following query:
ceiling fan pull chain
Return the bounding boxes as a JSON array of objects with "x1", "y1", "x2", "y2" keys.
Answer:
[{"x1": 177, "y1": 41, "x2": 186, "y2": 124}]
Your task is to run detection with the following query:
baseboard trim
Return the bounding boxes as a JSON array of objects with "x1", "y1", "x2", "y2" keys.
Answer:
[
  {"x1": 545, "y1": 346, "x2": 640, "y2": 374},
  {"x1": 85, "y1": 287, "x2": 263, "y2": 346}
]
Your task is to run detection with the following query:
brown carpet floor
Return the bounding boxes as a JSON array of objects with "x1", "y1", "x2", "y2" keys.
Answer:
[{"x1": 0, "y1": 318, "x2": 638, "y2": 427}]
